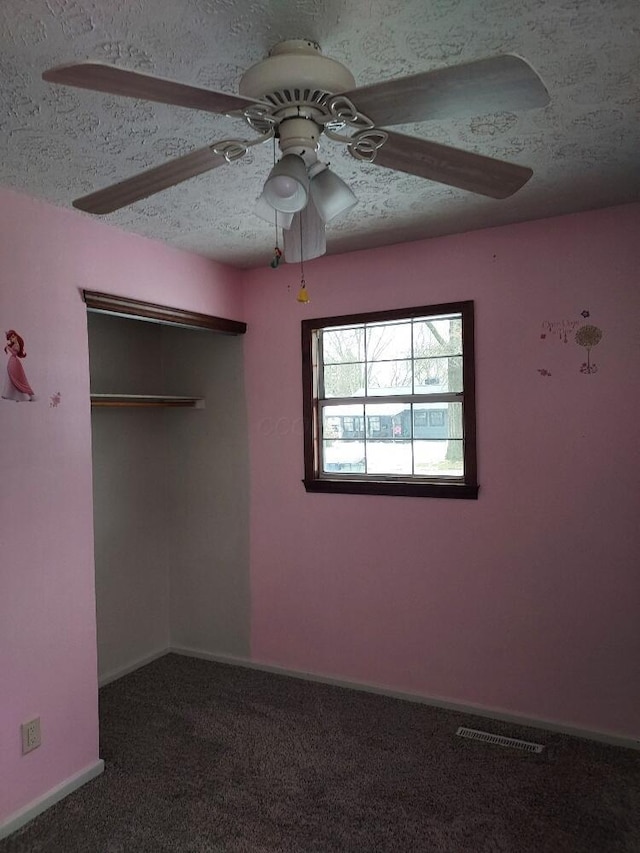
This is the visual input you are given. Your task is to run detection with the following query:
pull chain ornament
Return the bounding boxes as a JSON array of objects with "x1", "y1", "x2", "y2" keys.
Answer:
[
  {"x1": 297, "y1": 278, "x2": 310, "y2": 303},
  {"x1": 270, "y1": 246, "x2": 282, "y2": 268}
]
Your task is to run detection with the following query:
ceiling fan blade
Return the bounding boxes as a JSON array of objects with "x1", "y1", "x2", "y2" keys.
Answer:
[
  {"x1": 365, "y1": 130, "x2": 532, "y2": 199},
  {"x1": 43, "y1": 62, "x2": 260, "y2": 115},
  {"x1": 340, "y1": 54, "x2": 549, "y2": 126},
  {"x1": 283, "y1": 199, "x2": 326, "y2": 263},
  {"x1": 73, "y1": 146, "x2": 229, "y2": 214}
]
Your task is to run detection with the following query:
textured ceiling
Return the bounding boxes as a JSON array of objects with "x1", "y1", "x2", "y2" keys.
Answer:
[{"x1": 1, "y1": 0, "x2": 639, "y2": 269}]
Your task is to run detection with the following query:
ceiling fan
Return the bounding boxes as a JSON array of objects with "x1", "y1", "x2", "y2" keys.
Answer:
[{"x1": 42, "y1": 39, "x2": 549, "y2": 263}]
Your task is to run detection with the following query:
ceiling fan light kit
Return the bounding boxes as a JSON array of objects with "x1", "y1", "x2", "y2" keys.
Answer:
[
  {"x1": 42, "y1": 38, "x2": 550, "y2": 264},
  {"x1": 255, "y1": 193, "x2": 295, "y2": 230},
  {"x1": 262, "y1": 153, "x2": 310, "y2": 213},
  {"x1": 308, "y1": 162, "x2": 358, "y2": 223}
]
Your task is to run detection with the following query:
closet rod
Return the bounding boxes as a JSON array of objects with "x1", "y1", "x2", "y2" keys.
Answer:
[{"x1": 91, "y1": 394, "x2": 205, "y2": 408}]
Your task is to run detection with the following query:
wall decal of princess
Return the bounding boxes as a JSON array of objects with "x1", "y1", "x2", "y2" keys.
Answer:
[{"x1": 2, "y1": 329, "x2": 36, "y2": 402}]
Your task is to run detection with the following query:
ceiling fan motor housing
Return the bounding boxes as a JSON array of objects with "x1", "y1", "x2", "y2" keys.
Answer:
[
  {"x1": 240, "y1": 41, "x2": 355, "y2": 160},
  {"x1": 238, "y1": 40, "x2": 356, "y2": 102},
  {"x1": 277, "y1": 116, "x2": 321, "y2": 161}
]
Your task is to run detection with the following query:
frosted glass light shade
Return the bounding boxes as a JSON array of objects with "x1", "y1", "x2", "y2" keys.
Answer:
[
  {"x1": 309, "y1": 166, "x2": 358, "y2": 222},
  {"x1": 255, "y1": 193, "x2": 294, "y2": 229},
  {"x1": 263, "y1": 154, "x2": 309, "y2": 213}
]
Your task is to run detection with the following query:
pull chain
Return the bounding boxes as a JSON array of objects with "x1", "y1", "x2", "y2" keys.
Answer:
[
  {"x1": 297, "y1": 212, "x2": 309, "y2": 303},
  {"x1": 270, "y1": 138, "x2": 283, "y2": 269}
]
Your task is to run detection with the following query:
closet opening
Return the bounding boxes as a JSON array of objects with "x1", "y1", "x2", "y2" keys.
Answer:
[{"x1": 85, "y1": 291, "x2": 251, "y2": 689}]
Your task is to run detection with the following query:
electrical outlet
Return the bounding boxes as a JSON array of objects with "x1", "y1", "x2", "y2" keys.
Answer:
[{"x1": 21, "y1": 717, "x2": 41, "y2": 754}]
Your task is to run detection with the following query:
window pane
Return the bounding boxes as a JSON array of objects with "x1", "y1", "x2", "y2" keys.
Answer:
[
  {"x1": 414, "y1": 440, "x2": 464, "y2": 477},
  {"x1": 366, "y1": 441, "x2": 413, "y2": 476},
  {"x1": 322, "y1": 440, "x2": 365, "y2": 473},
  {"x1": 448, "y1": 403, "x2": 463, "y2": 439},
  {"x1": 323, "y1": 414, "x2": 341, "y2": 440},
  {"x1": 367, "y1": 359, "x2": 413, "y2": 395},
  {"x1": 413, "y1": 402, "x2": 463, "y2": 439},
  {"x1": 414, "y1": 356, "x2": 463, "y2": 393},
  {"x1": 322, "y1": 404, "x2": 364, "y2": 439},
  {"x1": 413, "y1": 316, "x2": 462, "y2": 357},
  {"x1": 323, "y1": 363, "x2": 365, "y2": 397},
  {"x1": 322, "y1": 327, "x2": 364, "y2": 364},
  {"x1": 365, "y1": 402, "x2": 410, "y2": 439},
  {"x1": 366, "y1": 321, "x2": 412, "y2": 361}
]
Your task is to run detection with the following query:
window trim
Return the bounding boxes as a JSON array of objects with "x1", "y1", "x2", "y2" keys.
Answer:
[{"x1": 301, "y1": 301, "x2": 478, "y2": 499}]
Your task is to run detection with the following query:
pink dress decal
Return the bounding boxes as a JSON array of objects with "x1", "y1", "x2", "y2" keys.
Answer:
[
  {"x1": 7, "y1": 354, "x2": 34, "y2": 395},
  {"x1": 2, "y1": 329, "x2": 36, "y2": 402}
]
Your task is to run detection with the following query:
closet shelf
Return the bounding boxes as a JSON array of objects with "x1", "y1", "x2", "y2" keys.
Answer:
[{"x1": 91, "y1": 394, "x2": 205, "y2": 409}]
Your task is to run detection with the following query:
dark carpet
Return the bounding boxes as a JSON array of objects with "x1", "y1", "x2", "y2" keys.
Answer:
[{"x1": 3, "y1": 653, "x2": 639, "y2": 852}]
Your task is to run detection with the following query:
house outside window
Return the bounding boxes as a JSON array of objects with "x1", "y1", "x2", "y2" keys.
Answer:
[{"x1": 301, "y1": 301, "x2": 478, "y2": 499}]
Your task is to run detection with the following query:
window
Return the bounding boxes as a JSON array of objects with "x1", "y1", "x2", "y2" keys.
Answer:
[{"x1": 301, "y1": 301, "x2": 478, "y2": 499}]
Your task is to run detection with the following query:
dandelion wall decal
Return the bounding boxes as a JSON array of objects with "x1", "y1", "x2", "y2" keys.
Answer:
[{"x1": 575, "y1": 324, "x2": 602, "y2": 374}]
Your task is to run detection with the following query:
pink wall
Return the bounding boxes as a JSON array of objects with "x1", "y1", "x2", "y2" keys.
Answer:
[
  {"x1": 244, "y1": 203, "x2": 640, "y2": 741},
  {"x1": 2, "y1": 189, "x2": 638, "y2": 830},
  {"x1": 0, "y1": 188, "x2": 243, "y2": 824}
]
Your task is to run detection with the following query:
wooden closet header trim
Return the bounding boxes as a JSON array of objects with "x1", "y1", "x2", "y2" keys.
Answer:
[{"x1": 82, "y1": 290, "x2": 247, "y2": 335}]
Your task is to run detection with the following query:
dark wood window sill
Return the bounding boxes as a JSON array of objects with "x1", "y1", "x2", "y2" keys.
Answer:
[{"x1": 303, "y1": 478, "x2": 479, "y2": 499}]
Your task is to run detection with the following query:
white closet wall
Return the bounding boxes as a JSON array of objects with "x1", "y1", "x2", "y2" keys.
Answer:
[{"x1": 162, "y1": 324, "x2": 250, "y2": 656}]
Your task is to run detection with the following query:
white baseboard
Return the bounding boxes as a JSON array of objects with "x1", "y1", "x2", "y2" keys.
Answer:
[
  {"x1": 0, "y1": 760, "x2": 104, "y2": 841},
  {"x1": 170, "y1": 645, "x2": 640, "y2": 752},
  {"x1": 98, "y1": 648, "x2": 168, "y2": 687}
]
